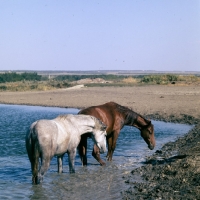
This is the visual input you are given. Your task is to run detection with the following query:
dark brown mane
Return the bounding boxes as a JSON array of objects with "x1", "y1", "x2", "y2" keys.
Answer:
[{"x1": 114, "y1": 102, "x2": 142, "y2": 126}]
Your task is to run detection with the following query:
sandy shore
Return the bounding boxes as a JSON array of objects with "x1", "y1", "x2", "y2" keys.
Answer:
[
  {"x1": 0, "y1": 85, "x2": 200, "y2": 119},
  {"x1": 0, "y1": 85, "x2": 200, "y2": 199}
]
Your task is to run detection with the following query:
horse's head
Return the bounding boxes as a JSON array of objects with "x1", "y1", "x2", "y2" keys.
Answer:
[
  {"x1": 140, "y1": 121, "x2": 155, "y2": 150},
  {"x1": 92, "y1": 118, "x2": 107, "y2": 153}
]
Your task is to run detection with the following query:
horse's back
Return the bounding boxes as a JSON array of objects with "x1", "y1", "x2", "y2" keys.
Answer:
[
  {"x1": 79, "y1": 102, "x2": 119, "y2": 134},
  {"x1": 33, "y1": 120, "x2": 58, "y2": 141},
  {"x1": 79, "y1": 102, "x2": 117, "y2": 117}
]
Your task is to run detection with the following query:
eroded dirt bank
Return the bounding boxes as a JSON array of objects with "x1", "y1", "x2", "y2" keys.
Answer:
[{"x1": 122, "y1": 115, "x2": 200, "y2": 200}]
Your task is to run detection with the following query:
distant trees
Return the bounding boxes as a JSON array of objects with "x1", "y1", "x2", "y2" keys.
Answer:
[
  {"x1": 140, "y1": 74, "x2": 179, "y2": 84},
  {"x1": 0, "y1": 72, "x2": 42, "y2": 83},
  {"x1": 54, "y1": 74, "x2": 128, "y2": 82}
]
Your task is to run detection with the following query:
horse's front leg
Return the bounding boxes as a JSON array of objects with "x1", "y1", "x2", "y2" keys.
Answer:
[
  {"x1": 57, "y1": 154, "x2": 64, "y2": 173},
  {"x1": 106, "y1": 135, "x2": 113, "y2": 161},
  {"x1": 68, "y1": 148, "x2": 77, "y2": 173},
  {"x1": 92, "y1": 144, "x2": 106, "y2": 166},
  {"x1": 106, "y1": 130, "x2": 119, "y2": 161}
]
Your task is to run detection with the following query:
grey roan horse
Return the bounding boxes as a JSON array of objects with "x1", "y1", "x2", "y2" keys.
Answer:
[{"x1": 25, "y1": 114, "x2": 107, "y2": 184}]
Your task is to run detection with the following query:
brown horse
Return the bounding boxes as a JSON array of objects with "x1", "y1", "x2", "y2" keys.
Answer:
[{"x1": 78, "y1": 102, "x2": 155, "y2": 166}]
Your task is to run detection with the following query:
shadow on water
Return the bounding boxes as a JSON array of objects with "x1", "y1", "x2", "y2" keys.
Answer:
[{"x1": 0, "y1": 104, "x2": 193, "y2": 199}]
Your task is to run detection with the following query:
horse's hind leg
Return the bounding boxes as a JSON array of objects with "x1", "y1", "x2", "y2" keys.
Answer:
[
  {"x1": 106, "y1": 130, "x2": 119, "y2": 161},
  {"x1": 37, "y1": 155, "x2": 52, "y2": 184},
  {"x1": 78, "y1": 135, "x2": 88, "y2": 166},
  {"x1": 68, "y1": 148, "x2": 77, "y2": 173},
  {"x1": 29, "y1": 142, "x2": 40, "y2": 184},
  {"x1": 31, "y1": 156, "x2": 39, "y2": 184}
]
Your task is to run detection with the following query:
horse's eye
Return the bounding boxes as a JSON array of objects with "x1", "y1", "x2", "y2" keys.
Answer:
[{"x1": 147, "y1": 130, "x2": 151, "y2": 135}]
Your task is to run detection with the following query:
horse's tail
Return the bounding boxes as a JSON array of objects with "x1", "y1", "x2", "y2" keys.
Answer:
[{"x1": 25, "y1": 122, "x2": 40, "y2": 184}]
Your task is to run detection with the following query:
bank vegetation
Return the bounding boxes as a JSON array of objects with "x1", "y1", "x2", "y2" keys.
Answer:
[{"x1": 0, "y1": 72, "x2": 200, "y2": 92}]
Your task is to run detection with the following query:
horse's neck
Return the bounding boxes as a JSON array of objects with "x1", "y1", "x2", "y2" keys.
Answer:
[
  {"x1": 80, "y1": 125, "x2": 94, "y2": 135},
  {"x1": 134, "y1": 115, "x2": 149, "y2": 129},
  {"x1": 124, "y1": 111, "x2": 148, "y2": 130},
  {"x1": 58, "y1": 116, "x2": 94, "y2": 136},
  {"x1": 76, "y1": 119, "x2": 95, "y2": 135}
]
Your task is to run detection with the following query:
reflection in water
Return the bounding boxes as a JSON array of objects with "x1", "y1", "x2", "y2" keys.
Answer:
[{"x1": 0, "y1": 104, "x2": 193, "y2": 200}]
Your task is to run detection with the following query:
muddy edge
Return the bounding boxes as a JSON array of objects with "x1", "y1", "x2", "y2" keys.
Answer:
[{"x1": 122, "y1": 114, "x2": 200, "y2": 200}]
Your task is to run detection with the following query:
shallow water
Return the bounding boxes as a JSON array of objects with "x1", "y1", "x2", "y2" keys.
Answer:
[{"x1": 0, "y1": 104, "x2": 193, "y2": 199}]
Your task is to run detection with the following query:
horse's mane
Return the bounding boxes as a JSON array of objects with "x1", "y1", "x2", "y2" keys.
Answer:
[
  {"x1": 56, "y1": 114, "x2": 71, "y2": 120},
  {"x1": 93, "y1": 117, "x2": 107, "y2": 130},
  {"x1": 56, "y1": 114, "x2": 106, "y2": 130},
  {"x1": 112, "y1": 102, "x2": 150, "y2": 126},
  {"x1": 114, "y1": 102, "x2": 137, "y2": 116},
  {"x1": 115, "y1": 103, "x2": 138, "y2": 125}
]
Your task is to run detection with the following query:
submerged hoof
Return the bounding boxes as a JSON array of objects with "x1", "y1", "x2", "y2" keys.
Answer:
[
  {"x1": 106, "y1": 156, "x2": 112, "y2": 162},
  {"x1": 100, "y1": 162, "x2": 106, "y2": 166},
  {"x1": 82, "y1": 158, "x2": 88, "y2": 166},
  {"x1": 32, "y1": 176, "x2": 43, "y2": 185}
]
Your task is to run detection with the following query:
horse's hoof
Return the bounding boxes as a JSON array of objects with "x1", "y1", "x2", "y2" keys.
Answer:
[
  {"x1": 106, "y1": 157, "x2": 112, "y2": 162},
  {"x1": 100, "y1": 161, "x2": 106, "y2": 166},
  {"x1": 34, "y1": 176, "x2": 43, "y2": 184}
]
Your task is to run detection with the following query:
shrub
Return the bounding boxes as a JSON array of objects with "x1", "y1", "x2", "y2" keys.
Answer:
[
  {"x1": 140, "y1": 74, "x2": 179, "y2": 84},
  {"x1": 0, "y1": 72, "x2": 42, "y2": 83},
  {"x1": 0, "y1": 85, "x2": 7, "y2": 91}
]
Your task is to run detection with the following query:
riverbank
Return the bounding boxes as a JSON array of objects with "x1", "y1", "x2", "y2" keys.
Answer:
[
  {"x1": 0, "y1": 85, "x2": 200, "y2": 119},
  {"x1": 0, "y1": 85, "x2": 200, "y2": 199},
  {"x1": 122, "y1": 115, "x2": 200, "y2": 200}
]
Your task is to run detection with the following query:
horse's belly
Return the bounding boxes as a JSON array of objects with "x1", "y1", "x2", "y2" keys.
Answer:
[
  {"x1": 55, "y1": 142, "x2": 69, "y2": 155},
  {"x1": 55, "y1": 139, "x2": 80, "y2": 155},
  {"x1": 55, "y1": 127, "x2": 80, "y2": 155}
]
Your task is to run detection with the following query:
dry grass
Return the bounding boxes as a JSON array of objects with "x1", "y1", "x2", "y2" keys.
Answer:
[
  {"x1": 0, "y1": 74, "x2": 200, "y2": 92},
  {"x1": 0, "y1": 80, "x2": 72, "y2": 92},
  {"x1": 122, "y1": 77, "x2": 139, "y2": 84}
]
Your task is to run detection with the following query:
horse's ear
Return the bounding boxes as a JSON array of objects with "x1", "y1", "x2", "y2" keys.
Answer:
[
  {"x1": 98, "y1": 119, "x2": 107, "y2": 130},
  {"x1": 142, "y1": 121, "x2": 151, "y2": 129},
  {"x1": 102, "y1": 123, "x2": 107, "y2": 130},
  {"x1": 133, "y1": 124, "x2": 142, "y2": 130}
]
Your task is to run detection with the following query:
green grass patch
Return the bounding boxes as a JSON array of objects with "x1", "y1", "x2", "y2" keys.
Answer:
[{"x1": 140, "y1": 74, "x2": 200, "y2": 84}]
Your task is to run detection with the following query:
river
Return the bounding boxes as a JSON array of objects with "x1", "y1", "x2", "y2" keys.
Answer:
[{"x1": 0, "y1": 104, "x2": 193, "y2": 199}]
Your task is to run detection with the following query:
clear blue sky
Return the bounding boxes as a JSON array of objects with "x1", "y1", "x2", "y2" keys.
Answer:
[{"x1": 1, "y1": 1, "x2": 200, "y2": 71}]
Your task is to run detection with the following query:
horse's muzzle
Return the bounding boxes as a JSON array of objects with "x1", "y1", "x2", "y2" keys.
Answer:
[
  {"x1": 97, "y1": 143, "x2": 107, "y2": 154},
  {"x1": 148, "y1": 144, "x2": 155, "y2": 150}
]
